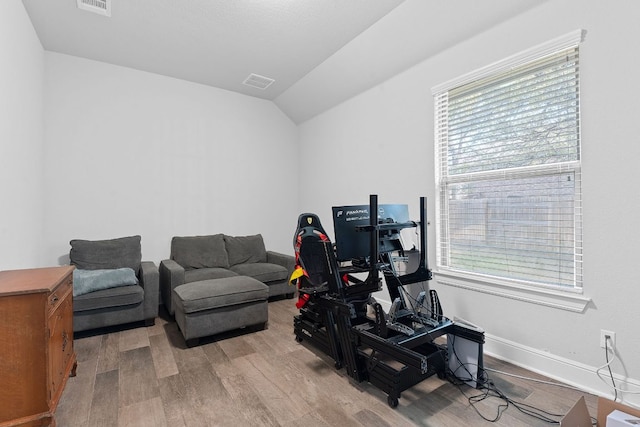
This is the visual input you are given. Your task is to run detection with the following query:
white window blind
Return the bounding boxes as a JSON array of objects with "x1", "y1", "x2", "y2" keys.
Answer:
[{"x1": 433, "y1": 31, "x2": 584, "y2": 289}]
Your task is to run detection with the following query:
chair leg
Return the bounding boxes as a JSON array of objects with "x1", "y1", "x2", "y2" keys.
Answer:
[
  {"x1": 185, "y1": 337, "x2": 199, "y2": 348},
  {"x1": 145, "y1": 318, "x2": 155, "y2": 327}
]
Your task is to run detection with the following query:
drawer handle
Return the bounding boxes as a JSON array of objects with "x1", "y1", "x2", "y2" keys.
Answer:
[{"x1": 51, "y1": 295, "x2": 59, "y2": 304}]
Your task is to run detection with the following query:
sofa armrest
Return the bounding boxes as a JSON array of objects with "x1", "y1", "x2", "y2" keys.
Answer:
[
  {"x1": 159, "y1": 259, "x2": 185, "y2": 315},
  {"x1": 266, "y1": 251, "x2": 295, "y2": 274},
  {"x1": 140, "y1": 261, "x2": 159, "y2": 322}
]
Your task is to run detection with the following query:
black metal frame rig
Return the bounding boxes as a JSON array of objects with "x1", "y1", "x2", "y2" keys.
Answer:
[{"x1": 293, "y1": 195, "x2": 485, "y2": 408}]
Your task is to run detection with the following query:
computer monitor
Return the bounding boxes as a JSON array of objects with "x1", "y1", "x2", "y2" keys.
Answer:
[{"x1": 332, "y1": 204, "x2": 410, "y2": 262}]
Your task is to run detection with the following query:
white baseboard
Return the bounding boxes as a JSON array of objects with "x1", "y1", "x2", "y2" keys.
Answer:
[{"x1": 484, "y1": 333, "x2": 640, "y2": 409}]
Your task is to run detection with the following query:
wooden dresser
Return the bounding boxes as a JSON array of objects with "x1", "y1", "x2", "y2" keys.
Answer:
[{"x1": 0, "y1": 266, "x2": 77, "y2": 427}]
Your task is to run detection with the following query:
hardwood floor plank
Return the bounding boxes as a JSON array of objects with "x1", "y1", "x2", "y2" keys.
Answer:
[
  {"x1": 146, "y1": 313, "x2": 169, "y2": 337},
  {"x1": 55, "y1": 345, "x2": 98, "y2": 427},
  {"x1": 149, "y1": 332, "x2": 179, "y2": 379},
  {"x1": 488, "y1": 373, "x2": 535, "y2": 401},
  {"x1": 97, "y1": 332, "x2": 120, "y2": 373},
  {"x1": 157, "y1": 373, "x2": 187, "y2": 404},
  {"x1": 217, "y1": 334, "x2": 257, "y2": 359},
  {"x1": 198, "y1": 397, "x2": 253, "y2": 427},
  {"x1": 353, "y1": 408, "x2": 395, "y2": 427},
  {"x1": 246, "y1": 328, "x2": 284, "y2": 356},
  {"x1": 119, "y1": 326, "x2": 150, "y2": 352},
  {"x1": 118, "y1": 396, "x2": 167, "y2": 427},
  {"x1": 88, "y1": 369, "x2": 119, "y2": 427},
  {"x1": 179, "y1": 358, "x2": 230, "y2": 407},
  {"x1": 203, "y1": 342, "x2": 237, "y2": 380},
  {"x1": 281, "y1": 412, "x2": 332, "y2": 427},
  {"x1": 279, "y1": 345, "x2": 374, "y2": 416},
  {"x1": 158, "y1": 400, "x2": 189, "y2": 427},
  {"x1": 169, "y1": 332, "x2": 210, "y2": 373},
  {"x1": 159, "y1": 371, "x2": 249, "y2": 427},
  {"x1": 201, "y1": 341, "x2": 231, "y2": 365},
  {"x1": 74, "y1": 333, "x2": 102, "y2": 362},
  {"x1": 363, "y1": 402, "x2": 424, "y2": 427},
  {"x1": 221, "y1": 373, "x2": 280, "y2": 426},
  {"x1": 275, "y1": 348, "x2": 343, "y2": 408},
  {"x1": 119, "y1": 346, "x2": 161, "y2": 407},
  {"x1": 157, "y1": 374, "x2": 208, "y2": 427},
  {"x1": 313, "y1": 403, "x2": 363, "y2": 427},
  {"x1": 232, "y1": 353, "x2": 308, "y2": 422}
]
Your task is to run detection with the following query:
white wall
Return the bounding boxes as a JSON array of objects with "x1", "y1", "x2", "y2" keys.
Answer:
[
  {"x1": 0, "y1": 1, "x2": 45, "y2": 269},
  {"x1": 298, "y1": 0, "x2": 640, "y2": 406},
  {"x1": 43, "y1": 53, "x2": 299, "y2": 265}
]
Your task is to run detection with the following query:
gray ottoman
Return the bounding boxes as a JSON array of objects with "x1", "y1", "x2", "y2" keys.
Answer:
[{"x1": 172, "y1": 275, "x2": 269, "y2": 347}]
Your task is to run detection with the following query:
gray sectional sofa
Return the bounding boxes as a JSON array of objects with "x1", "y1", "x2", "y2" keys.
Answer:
[
  {"x1": 159, "y1": 233, "x2": 295, "y2": 346},
  {"x1": 160, "y1": 233, "x2": 295, "y2": 316}
]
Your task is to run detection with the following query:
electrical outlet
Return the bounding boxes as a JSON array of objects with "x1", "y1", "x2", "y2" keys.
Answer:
[{"x1": 600, "y1": 330, "x2": 616, "y2": 349}]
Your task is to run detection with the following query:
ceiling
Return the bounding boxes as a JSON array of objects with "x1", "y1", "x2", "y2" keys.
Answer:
[{"x1": 22, "y1": 0, "x2": 544, "y2": 123}]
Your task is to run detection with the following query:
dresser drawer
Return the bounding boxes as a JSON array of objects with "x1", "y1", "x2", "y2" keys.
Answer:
[{"x1": 48, "y1": 274, "x2": 72, "y2": 313}]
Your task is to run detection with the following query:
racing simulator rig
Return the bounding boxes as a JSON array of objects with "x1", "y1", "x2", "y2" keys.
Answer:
[{"x1": 291, "y1": 194, "x2": 485, "y2": 408}]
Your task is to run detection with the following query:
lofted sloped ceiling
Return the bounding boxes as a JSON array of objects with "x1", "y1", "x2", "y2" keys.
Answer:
[{"x1": 22, "y1": 0, "x2": 543, "y2": 124}]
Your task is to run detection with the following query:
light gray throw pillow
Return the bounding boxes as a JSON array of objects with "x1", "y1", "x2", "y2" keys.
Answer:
[{"x1": 73, "y1": 268, "x2": 139, "y2": 297}]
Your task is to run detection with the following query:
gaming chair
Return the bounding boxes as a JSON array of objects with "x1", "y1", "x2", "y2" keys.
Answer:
[
  {"x1": 291, "y1": 212, "x2": 375, "y2": 322},
  {"x1": 290, "y1": 213, "x2": 333, "y2": 308}
]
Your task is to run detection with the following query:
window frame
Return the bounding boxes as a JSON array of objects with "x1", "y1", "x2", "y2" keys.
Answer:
[{"x1": 431, "y1": 30, "x2": 590, "y2": 312}]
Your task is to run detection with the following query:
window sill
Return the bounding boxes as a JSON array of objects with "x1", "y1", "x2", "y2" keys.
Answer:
[{"x1": 433, "y1": 270, "x2": 591, "y2": 313}]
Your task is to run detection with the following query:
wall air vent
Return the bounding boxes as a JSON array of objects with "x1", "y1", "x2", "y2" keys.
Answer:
[
  {"x1": 77, "y1": 0, "x2": 111, "y2": 17},
  {"x1": 243, "y1": 73, "x2": 275, "y2": 90}
]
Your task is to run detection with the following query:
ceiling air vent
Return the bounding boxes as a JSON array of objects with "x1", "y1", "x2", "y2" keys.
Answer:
[
  {"x1": 77, "y1": 0, "x2": 111, "y2": 17},
  {"x1": 243, "y1": 74, "x2": 275, "y2": 90}
]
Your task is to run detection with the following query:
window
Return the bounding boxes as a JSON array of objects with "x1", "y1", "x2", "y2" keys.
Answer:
[{"x1": 433, "y1": 30, "x2": 585, "y2": 291}]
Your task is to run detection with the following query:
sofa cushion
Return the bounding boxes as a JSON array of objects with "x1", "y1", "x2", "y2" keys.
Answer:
[
  {"x1": 171, "y1": 234, "x2": 229, "y2": 269},
  {"x1": 73, "y1": 268, "x2": 139, "y2": 297},
  {"x1": 173, "y1": 276, "x2": 268, "y2": 314},
  {"x1": 184, "y1": 267, "x2": 238, "y2": 283},
  {"x1": 74, "y1": 284, "x2": 144, "y2": 312},
  {"x1": 70, "y1": 235, "x2": 142, "y2": 273},
  {"x1": 224, "y1": 234, "x2": 267, "y2": 266},
  {"x1": 229, "y1": 262, "x2": 288, "y2": 284}
]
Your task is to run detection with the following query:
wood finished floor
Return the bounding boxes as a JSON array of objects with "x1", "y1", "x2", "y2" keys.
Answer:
[{"x1": 57, "y1": 298, "x2": 598, "y2": 426}]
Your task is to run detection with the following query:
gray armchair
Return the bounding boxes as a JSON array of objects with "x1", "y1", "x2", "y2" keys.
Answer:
[{"x1": 69, "y1": 235, "x2": 159, "y2": 333}]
